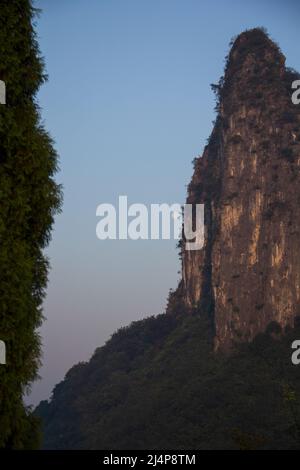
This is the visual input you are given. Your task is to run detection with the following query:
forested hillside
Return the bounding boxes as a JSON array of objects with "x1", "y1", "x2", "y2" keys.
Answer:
[{"x1": 36, "y1": 312, "x2": 300, "y2": 449}]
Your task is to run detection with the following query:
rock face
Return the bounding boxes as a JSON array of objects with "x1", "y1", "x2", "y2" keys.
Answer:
[{"x1": 179, "y1": 29, "x2": 300, "y2": 349}]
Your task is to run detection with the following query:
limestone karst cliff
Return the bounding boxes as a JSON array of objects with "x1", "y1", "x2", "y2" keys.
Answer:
[{"x1": 176, "y1": 28, "x2": 300, "y2": 349}]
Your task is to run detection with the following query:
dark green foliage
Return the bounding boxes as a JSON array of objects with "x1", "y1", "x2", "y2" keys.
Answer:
[
  {"x1": 36, "y1": 313, "x2": 300, "y2": 450},
  {"x1": 0, "y1": 1, "x2": 61, "y2": 448},
  {"x1": 229, "y1": 135, "x2": 243, "y2": 145},
  {"x1": 263, "y1": 200, "x2": 288, "y2": 220},
  {"x1": 280, "y1": 147, "x2": 295, "y2": 163},
  {"x1": 281, "y1": 111, "x2": 297, "y2": 124}
]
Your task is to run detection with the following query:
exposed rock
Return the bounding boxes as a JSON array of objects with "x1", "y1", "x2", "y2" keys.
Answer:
[{"x1": 178, "y1": 28, "x2": 300, "y2": 349}]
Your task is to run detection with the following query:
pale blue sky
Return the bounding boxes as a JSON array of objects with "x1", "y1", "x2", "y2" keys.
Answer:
[{"x1": 29, "y1": 0, "x2": 300, "y2": 405}]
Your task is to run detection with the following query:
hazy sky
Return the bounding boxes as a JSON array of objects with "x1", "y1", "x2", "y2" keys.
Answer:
[{"x1": 28, "y1": 0, "x2": 300, "y2": 406}]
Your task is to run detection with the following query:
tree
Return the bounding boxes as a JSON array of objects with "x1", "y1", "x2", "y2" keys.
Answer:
[{"x1": 0, "y1": 0, "x2": 62, "y2": 448}]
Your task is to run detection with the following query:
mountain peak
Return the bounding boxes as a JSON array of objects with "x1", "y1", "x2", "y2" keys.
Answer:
[
  {"x1": 172, "y1": 28, "x2": 300, "y2": 350},
  {"x1": 229, "y1": 28, "x2": 284, "y2": 64}
]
